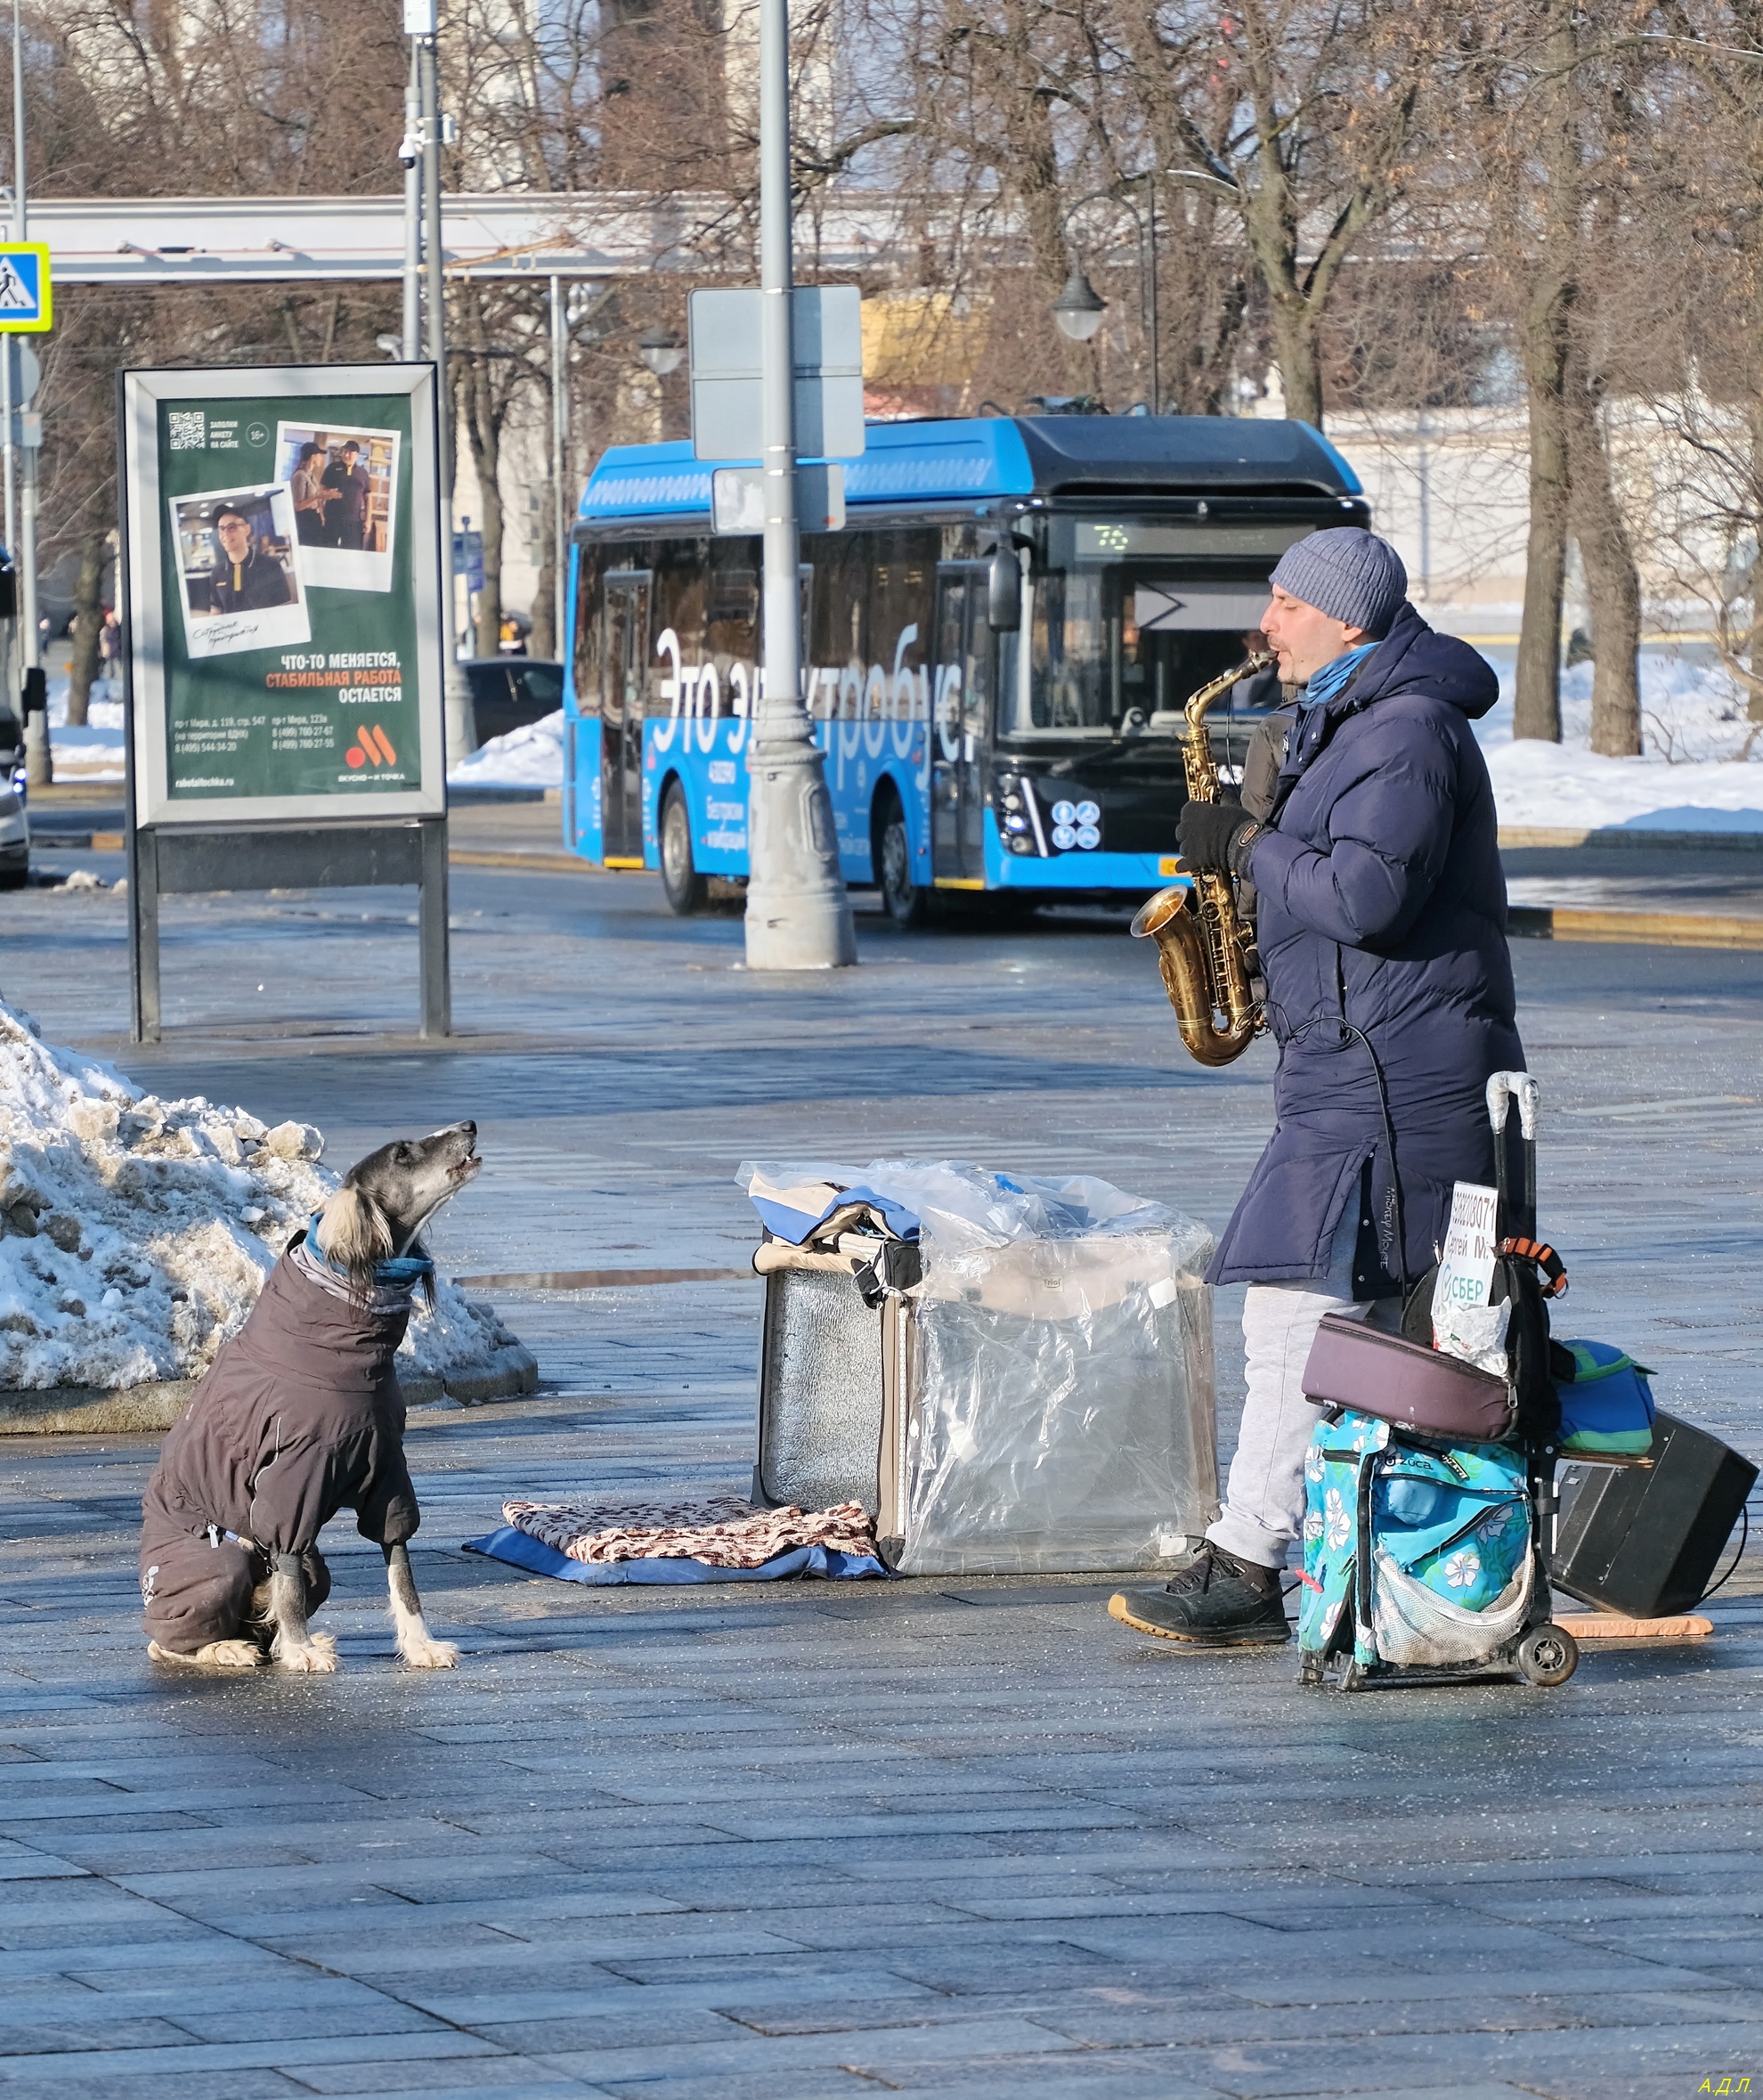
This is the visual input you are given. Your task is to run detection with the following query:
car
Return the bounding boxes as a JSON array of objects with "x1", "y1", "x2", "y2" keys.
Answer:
[
  {"x1": 0, "y1": 787, "x2": 28, "y2": 887},
  {"x1": 461, "y1": 658, "x2": 564, "y2": 749}
]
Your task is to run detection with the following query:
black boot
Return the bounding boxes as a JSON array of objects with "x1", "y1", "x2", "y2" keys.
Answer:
[{"x1": 1109, "y1": 1544, "x2": 1290, "y2": 1646}]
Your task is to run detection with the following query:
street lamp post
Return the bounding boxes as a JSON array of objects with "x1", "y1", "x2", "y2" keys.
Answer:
[
  {"x1": 742, "y1": 0, "x2": 855, "y2": 971},
  {"x1": 407, "y1": 0, "x2": 475, "y2": 760},
  {"x1": 1052, "y1": 176, "x2": 1190, "y2": 416},
  {"x1": 400, "y1": 42, "x2": 421, "y2": 362},
  {"x1": 550, "y1": 275, "x2": 568, "y2": 661}
]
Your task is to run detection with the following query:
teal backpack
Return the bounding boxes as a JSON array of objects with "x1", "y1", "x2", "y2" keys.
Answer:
[
  {"x1": 1299, "y1": 1410, "x2": 1536, "y2": 1676},
  {"x1": 1555, "y1": 1340, "x2": 1656, "y2": 1460}
]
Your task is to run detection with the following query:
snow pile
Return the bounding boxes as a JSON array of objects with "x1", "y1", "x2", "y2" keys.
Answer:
[
  {"x1": 1474, "y1": 651, "x2": 1763, "y2": 832},
  {"x1": 449, "y1": 709, "x2": 564, "y2": 791},
  {"x1": 45, "y1": 672, "x2": 126, "y2": 782},
  {"x1": 0, "y1": 1001, "x2": 524, "y2": 1393}
]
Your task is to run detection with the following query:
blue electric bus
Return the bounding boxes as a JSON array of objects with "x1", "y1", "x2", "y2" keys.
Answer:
[{"x1": 560, "y1": 414, "x2": 1369, "y2": 922}]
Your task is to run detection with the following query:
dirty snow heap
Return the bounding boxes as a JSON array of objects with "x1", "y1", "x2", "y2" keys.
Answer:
[{"x1": 0, "y1": 1001, "x2": 530, "y2": 1396}]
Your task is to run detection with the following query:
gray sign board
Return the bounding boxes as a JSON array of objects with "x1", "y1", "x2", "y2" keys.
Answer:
[{"x1": 688, "y1": 286, "x2": 865, "y2": 463}]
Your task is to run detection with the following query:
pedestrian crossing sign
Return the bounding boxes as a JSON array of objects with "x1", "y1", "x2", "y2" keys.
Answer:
[{"x1": 0, "y1": 246, "x2": 51, "y2": 333}]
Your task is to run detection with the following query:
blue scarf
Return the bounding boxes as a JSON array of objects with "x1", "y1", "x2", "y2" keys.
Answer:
[
  {"x1": 1301, "y1": 639, "x2": 1379, "y2": 712},
  {"x1": 297, "y1": 1218, "x2": 435, "y2": 1315},
  {"x1": 303, "y1": 1218, "x2": 434, "y2": 1289}
]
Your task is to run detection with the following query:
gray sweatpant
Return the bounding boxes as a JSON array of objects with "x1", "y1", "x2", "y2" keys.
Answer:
[{"x1": 1206, "y1": 1209, "x2": 1401, "y2": 1570}]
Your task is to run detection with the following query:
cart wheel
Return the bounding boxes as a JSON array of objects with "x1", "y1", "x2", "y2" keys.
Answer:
[
  {"x1": 1515, "y1": 1623, "x2": 1579, "y2": 1688},
  {"x1": 1338, "y1": 1659, "x2": 1366, "y2": 1693},
  {"x1": 1298, "y1": 1652, "x2": 1325, "y2": 1689}
]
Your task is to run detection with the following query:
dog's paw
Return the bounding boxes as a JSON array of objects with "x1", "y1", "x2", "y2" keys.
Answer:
[
  {"x1": 199, "y1": 1639, "x2": 269, "y2": 1669},
  {"x1": 399, "y1": 1633, "x2": 459, "y2": 1670},
  {"x1": 148, "y1": 1638, "x2": 264, "y2": 1670},
  {"x1": 274, "y1": 1638, "x2": 340, "y2": 1674}
]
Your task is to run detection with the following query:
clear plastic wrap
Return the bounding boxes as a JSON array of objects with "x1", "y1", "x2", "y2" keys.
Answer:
[{"x1": 740, "y1": 1160, "x2": 1220, "y2": 1575}]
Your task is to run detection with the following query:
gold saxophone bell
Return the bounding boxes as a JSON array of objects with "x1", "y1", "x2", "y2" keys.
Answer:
[{"x1": 1132, "y1": 651, "x2": 1274, "y2": 1069}]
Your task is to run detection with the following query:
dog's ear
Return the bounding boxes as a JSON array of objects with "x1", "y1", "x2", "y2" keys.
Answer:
[{"x1": 315, "y1": 1184, "x2": 393, "y2": 1286}]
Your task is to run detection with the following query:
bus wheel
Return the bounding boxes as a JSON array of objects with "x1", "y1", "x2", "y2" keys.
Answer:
[
  {"x1": 877, "y1": 802, "x2": 928, "y2": 929},
  {"x1": 659, "y1": 783, "x2": 707, "y2": 916}
]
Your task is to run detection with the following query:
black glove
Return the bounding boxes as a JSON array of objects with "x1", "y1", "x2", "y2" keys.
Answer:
[{"x1": 1176, "y1": 797, "x2": 1253, "y2": 875}]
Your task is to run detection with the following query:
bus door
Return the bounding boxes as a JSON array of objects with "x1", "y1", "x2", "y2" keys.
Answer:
[
  {"x1": 601, "y1": 569, "x2": 651, "y2": 863},
  {"x1": 931, "y1": 563, "x2": 988, "y2": 883}
]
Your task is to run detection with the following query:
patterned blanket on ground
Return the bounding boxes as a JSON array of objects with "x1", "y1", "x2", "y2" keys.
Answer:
[{"x1": 503, "y1": 1494, "x2": 878, "y2": 1567}]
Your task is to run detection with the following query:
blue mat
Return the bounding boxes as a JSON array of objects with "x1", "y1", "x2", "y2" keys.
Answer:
[{"x1": 462, "y1": 1524, "x2": 889, "y2": 1584}]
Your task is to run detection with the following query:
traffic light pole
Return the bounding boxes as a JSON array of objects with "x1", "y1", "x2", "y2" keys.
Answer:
[{"x1": 12, "y1": 0, "x2": 45, "y2": 788}]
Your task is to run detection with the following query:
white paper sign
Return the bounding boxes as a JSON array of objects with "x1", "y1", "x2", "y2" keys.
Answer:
[{"x1": 1431, "y1": 1180, "x2": 1499, "y2": 1327}]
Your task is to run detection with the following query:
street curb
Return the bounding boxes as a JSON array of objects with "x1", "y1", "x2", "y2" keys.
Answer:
[
  {"x1": 1500, "y1": 826, "x2": 1763, "y2": 852},
  {"x1": 1509, "y1": 905, "x2": 1763, "y2": 949},
  {"x1": 450, "y1": 849, "x2": 598, "y2": 874},
  {"x1": 0, "y1": 1344, "x2": 540, "y2": 1437}
]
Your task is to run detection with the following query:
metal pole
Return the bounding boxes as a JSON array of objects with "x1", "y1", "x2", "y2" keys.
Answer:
[
  {"x1": 1418, "y1": 405, "x2": 1432, "y2": 602},
  {"x1": 0, "y1": 4, "x2": 11, "y2": 567},
  {"x1": 401, "y1": 41, "x2": 421, "y2": 361},
  {"x1": 549, "y1": 275, "x2": 567, "y2": 663},
  {"x1": 421, "y1": 29, "x2": 475, "y2": 762},
  {"x1": 13, "y1": 0, "x2": 43, "y2": 788},
  {"x1": 743, "y1": 0, "x2": 855, "y2": 970},
  {"x1": 1, "y1": 341, "x2": 12, "y2": 565},
  {"x1": 1146, "y1": 185, "x2": 1159, "y2": 418}
]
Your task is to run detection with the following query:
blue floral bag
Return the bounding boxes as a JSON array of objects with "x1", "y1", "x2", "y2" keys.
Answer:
[{"x1": 1300, "y1": 1409, "x2": 1535, "y2": 1670}]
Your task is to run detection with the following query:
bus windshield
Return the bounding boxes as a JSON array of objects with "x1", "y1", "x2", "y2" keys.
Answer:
[{"x1": 1006, "y1": 514, "x2": 1313, "y2": 738}]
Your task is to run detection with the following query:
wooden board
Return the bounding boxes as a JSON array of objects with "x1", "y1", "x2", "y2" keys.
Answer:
[{"x1": 1556, "y1": 1612, "x2": 1713, "y2": 1640}]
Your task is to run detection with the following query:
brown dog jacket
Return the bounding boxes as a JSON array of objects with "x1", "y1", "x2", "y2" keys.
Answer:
[{"x1": 142, "y1": 1233, "x2": 423, "y2": 1570}]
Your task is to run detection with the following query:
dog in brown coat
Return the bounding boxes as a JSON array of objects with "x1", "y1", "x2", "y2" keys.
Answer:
[{"x1": 140, "y1": 1123, "x2": 480, "y2": 1672}]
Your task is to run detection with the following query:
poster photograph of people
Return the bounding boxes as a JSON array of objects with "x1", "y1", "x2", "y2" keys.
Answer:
[
  {"x1": 276, "y1": 421, "x2": 402, "y2": 592},
  {"x1": 170, "y1": 483, "x2": 310, "y2": 659}
]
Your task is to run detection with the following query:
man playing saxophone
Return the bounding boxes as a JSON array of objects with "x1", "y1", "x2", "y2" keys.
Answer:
[{"x1": 1111, "y1": 527, "x2": 1523, "y2": 1647}]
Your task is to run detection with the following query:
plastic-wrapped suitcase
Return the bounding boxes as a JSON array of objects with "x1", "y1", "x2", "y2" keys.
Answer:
[{"x1": 748, "y1": 1164, "x2": 1220, "y2": 1575}]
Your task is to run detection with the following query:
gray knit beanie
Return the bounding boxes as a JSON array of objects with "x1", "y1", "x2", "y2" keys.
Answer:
[{"x1": 1269, "y1": 527, "x2": 1407, "y2": 638}]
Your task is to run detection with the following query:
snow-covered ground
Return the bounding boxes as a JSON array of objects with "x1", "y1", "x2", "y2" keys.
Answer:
[
  {"x1": 45, "y1": 670, "x2": 126, "y2": 780},
  {"x1": 1473, "y1": 651, "x2": 1763, "y2": 833},
  {"x1": 0, "y1": 1000, "x2": 527, "y2": 1394},
  {"x1": 445, "y1": 708, "x2": 563, "y2": 792}
]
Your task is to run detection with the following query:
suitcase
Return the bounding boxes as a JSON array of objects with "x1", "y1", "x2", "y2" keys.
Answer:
[
  {"x1": 752, "y1": 1236, "x2": 918, "y2": 1551},
  {"x1": 1554, "y1": 1410, "x2": 1757, "y2": 1618}
]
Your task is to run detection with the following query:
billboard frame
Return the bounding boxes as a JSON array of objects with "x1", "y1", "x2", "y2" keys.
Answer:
[{"x1": 118, "y1": 362, "x2": 451, "y2": 1045}]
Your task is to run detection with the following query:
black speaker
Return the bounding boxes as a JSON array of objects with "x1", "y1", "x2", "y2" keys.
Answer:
[{"x1": 1555, "y1": 1410, "x2": 1757, "y2": 1619}]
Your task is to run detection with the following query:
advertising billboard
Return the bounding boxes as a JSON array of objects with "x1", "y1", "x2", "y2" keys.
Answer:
[{"x1": 121, "y1": 363, "x2": 443, "y2": 826}]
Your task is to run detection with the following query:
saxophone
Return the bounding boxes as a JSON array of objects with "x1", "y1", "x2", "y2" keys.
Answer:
[{"x1": 1130, "y1": 653, "x2": 1275, "y2": 1069}]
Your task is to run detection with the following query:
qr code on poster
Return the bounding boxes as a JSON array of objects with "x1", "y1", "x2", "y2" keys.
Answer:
[{"x1": 167, "y1": 411, "x2": 206, "y2": 452}]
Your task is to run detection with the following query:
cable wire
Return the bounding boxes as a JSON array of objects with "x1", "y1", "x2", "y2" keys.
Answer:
[{"x1": 1697, "y1": 1505, "x2": 1749, "y2": 1606}]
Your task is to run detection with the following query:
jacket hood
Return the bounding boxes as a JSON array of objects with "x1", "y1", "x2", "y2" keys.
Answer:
[{"x1": 1345, "y1": 602, "x2": 1500, "y2": 721}]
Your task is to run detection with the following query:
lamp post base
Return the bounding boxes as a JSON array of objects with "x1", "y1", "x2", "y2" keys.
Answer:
[
  {"x1": 743, "y1": 734, "x2": 857, "y2": 970},
  {"x1": 443, "y1": 655, "x2": 478, "y2": 772}
]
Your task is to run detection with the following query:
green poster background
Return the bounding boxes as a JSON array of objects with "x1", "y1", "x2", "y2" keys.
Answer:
[{"x1": 157, "y1": 389, "x2": 423, "y2": 802}]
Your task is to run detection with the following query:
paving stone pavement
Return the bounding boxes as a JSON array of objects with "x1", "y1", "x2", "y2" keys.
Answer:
[{"x1": 0, "y1": 858, "x2": 1761, "y2": 2098}]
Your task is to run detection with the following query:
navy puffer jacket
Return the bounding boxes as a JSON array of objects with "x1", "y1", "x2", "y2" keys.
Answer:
[{"x1": 1207, "y1": 602, "x2": 1523, "y2": 1295}]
